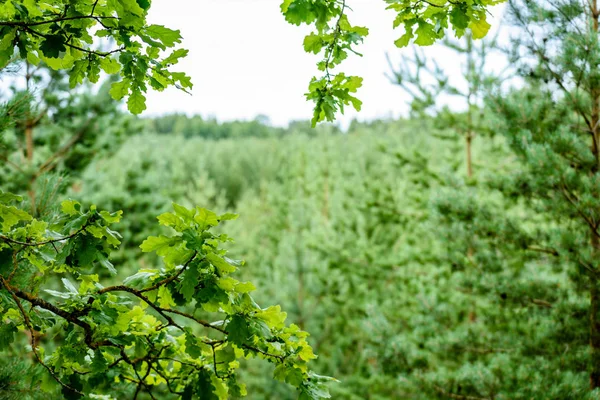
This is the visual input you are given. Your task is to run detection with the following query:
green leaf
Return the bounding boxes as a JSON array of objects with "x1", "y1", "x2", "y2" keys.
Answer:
[
  {"x1": 0, "y1": 204, "x2": 33, "y2": 231},
  {"x1": 123, "y1": 269, "x2": 158, "y2": 288},
  {"x1": 285, "y1": 367, "x2": 305, "y2": 387},
  {"x1": 218, "y1": 213, "x2": 239, "y2": 222},
  {"x1": 146, "y1": 25, "x2": 182, "y2": 47},
  {"x1": 62, "y1": 278, "x2": 78, "y2": 294},
  {"x1": 274, "y1": 364, "x2": 287, "y2": 382},
  {"x1": 97, "y1": 253, "x2": 117, "y2": 275},
  {"x1": 301, "y1": 381, "x2": 332, "y2": 399},
  {"x1": 0, "y1": 191, "x2": 22, "y2": 204},
  {"x1": 303, "y1": 33, "x2": 323, "y2": 54},
  {"x1": 127, "y1": 88, "x2": 147, "y2": 114},
  {"x1": 100, "y1": 58, "x2": 122, "y2": 74},
  {"x1": 103, "y1": 227, "x2": 122, "y2": 246},
  {"x1": 206, "y1": 253, "x2": 237, "y2": 274},
  {"x1": 163, "y1": 48, "x2": 188, "y2": 66},
  {"x1": 395, "y1": 25, "x2": 415, "y2": 48},
  {"x1": 235, "y1": 281, "x2": 256, "y2": 293},
  {"x1": 280, "y1": 0, "x2": 293, "y2": 13},
  {"x1": 61, "y1": 200, "x2": 82, "y2": 216},
  {"x1": 178, "y1": 261, "x2": 200, "y2": 302},
  {"x1": 173, "y1": 203, "x2": 195, "y2": 222},
  {"x1": 157, "y1": 212, "x2": 182, "y2": 229},
  {"x1": 185, "y1": 329, "x2": 203, "y2": 358},
  {"x1": 414, "y1": 21, "x2": 437, "y2": 46},
  {"x1": 196, "y1": 370, "x2": 219, "y2": 400},
  {"x1": 182, "y1": 229, "x2": 203, "y2": 250},
  {"x1": 195, "y1": 208, "x2": 219, "y2": 230},
  {"x1": 449, "y1": 6, "x2": 470, "y2": 31},
  {"x1": 0, "y1": 28, "x2": 16, "y2": 51},
  {"x1": 69, "y1": 60, "x2": 88, "y2": 88},
  {"x1": 109, "y1": 80, "x2": 130, "y2": 101},
  {"x1": 140, "y1": 235, "x2": 178, "y2": 254},
  {"x1": 256, "y1": 305, "x2": 287, "y2": 330},
  {"x1": 0, "y1": 323, "x2": 17, "y2": 350},
  {"x1": 470, "y1": 15, "x2": 491, "y2": 39},
  {"x1": 91, "y1": 349, "x2": 108, "y2": 373},
  {"x1": 226, "y1": 315, "x2": 251, "y2": 346},
  {"x1": 158, "y1": 285, "x2": 175, "y2": 308},
  {"x1": 100, "y1": 210, "x2": 123, "y2": 224},
  {"x1": 40, "y1": 35, "x2": 66, "y2": 58},
  {"x1": 172, "y1": 72, "x2": 193, "y2": 89}
]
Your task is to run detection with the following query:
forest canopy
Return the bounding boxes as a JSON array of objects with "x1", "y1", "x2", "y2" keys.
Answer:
[{"x1": 10, "y1": 0, "x2": 600, "y2": 400}]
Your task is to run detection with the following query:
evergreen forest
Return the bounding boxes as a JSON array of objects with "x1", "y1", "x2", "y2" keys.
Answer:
[{"x1": 2, "y1": 0, "x2": 600, "y2": 399}]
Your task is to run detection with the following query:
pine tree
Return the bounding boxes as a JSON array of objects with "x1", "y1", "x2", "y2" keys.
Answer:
[
  {"x1": 388, "y1": 32, "x2": 503, "y2": 177},
  {"x1": 435, "y1": 0, "x2": 600, "y2": 393},
  {"x1": 500, "y1": 0, "x2": 600, "y2": 389},
  {"x1": 0, "y1": 62, "x2": 138, "y2": 216}
]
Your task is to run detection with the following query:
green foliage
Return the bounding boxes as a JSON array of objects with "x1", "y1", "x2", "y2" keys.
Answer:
[
  {"x1": 0, "y1": 360, "x2": 48, "y2": 400},
  {"x1": 144, "y1": 114, "x2": 289, "y2": 139},
  {"x1": 282, "y1": 0, "x2": 505, "y2": 125},
  {"x1": 0, "y1": 193, "x2": 332, "y2": 399},
  {"x1": 0, "y1": 61, "x2": 140, "y2": 217},
  {"x1": 388, "y1": 32, "x2": 501, "y2": 119},
  {"x1": 63, "y1": 120, "x2": 551, "y2": 398},
  {"x1": 429, "y1": 0, "x2": 600, "y2": 394},
  {"x1": 388, "y1": 30, "x2": 504, "y2": 177},
  {"x1": 10, "y1": 0, "x2": 600, "y2": 399},
  {"x1": 386, "y1": 0, "x2": 503, "y2": 47},
  {"x1": 0, "y1": 63, "x2": 139, "y2": 196},
  {"x1": 0, "y1": 0, "x2": 192, "y2": 114},
  {"x1": 281, "y1": 0, "x2": 368, "y2": 127},
  {"x1": 70, "y1": 84, "x2": 600, "y2": 397}
]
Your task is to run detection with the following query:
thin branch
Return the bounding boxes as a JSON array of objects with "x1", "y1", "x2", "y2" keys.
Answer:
[
  {"x1": 138, "y1": 252, "x2": 198, "y2": 293},
  {"x1": 0, "y1": 153, "x2": 25, "y2": 172},
  {"x1": 1, "y1": 277, "x2": 84, "y2": 396},
  {"x1": 323, "y1": 0, "x2": 346, "y2": 82},
  {"x1": 132, "y1": 361, "x2": 156, "y2": 400},
  {"x1": 22, "y1": 26, "x2": 125, "y2": 58},
  {"x1": 527, "y1": 246, "x2": 560, "y2": 256},
  {"x1": 90, "y1": 0, "x2": 100, "y2": 16},
  {"x1": 162, "y1": 308, "x2": 226, "y2": 334},
  {"x1": 0, "y1": 222, "x2": 90, "y2": 248},
  {"x1": 149, "y1": 364, "x2": 184, "y2": 395},
  {"x1": 97, "y1": 285, "x2": 183, "y2": 330},
  {"x1": 531, "y1": 298, "x2": 553, "y2": 308},
  {"x1": 242, "y1": 344, "x2": 286, "y2": 362},
  {"x1": 0, "y1": 15, "x2": 118, "y2": 28},
  {"x1": 560, "y1": 183, "x2": 600, "y2": 238}
]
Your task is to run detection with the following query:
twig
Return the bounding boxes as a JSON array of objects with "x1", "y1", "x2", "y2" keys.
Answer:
[{"x1": 1, "y1": 277, "x2": 84, "y2": 396}]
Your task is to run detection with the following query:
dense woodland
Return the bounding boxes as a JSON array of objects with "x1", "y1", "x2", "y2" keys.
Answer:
[{"x1": 2, "y1": 0, "x2": 600, "y2": 399}]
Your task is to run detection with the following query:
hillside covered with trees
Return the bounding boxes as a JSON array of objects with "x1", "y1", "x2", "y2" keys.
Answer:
[{"x1": 2, "y1": 0, "x2": 600, "y2": 399}]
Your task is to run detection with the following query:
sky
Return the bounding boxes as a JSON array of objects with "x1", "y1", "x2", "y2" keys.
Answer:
[{"x1": 145, "y1": 1, "x2": 507, "y2": 127}]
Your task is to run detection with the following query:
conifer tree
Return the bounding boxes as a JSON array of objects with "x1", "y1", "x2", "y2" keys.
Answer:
[
  {"x1": 500, "y1": 0, "x2": 600, "y2": 388},
  {"x1": 434, "y1": 0, "x2": 600, "y2": 393},
  {"x1": 0, "y1": 62, "x2": 137, "y2": 216},
  {"x1": 388, "y1": 32, "x2": 502, "y2": 177}
]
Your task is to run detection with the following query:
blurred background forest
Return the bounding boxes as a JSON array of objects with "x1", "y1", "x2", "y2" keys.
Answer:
[{"x1": 3, "y1": 0, "x2": 600, "y2": 399}]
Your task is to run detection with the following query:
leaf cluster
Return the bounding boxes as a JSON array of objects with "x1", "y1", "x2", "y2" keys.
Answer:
[
  {"x1": 0, "y1": 192, "x2": 333, "y2": 399},
  {"x1": 0, "y1": 0, "x2": 192, "y2": 114}
]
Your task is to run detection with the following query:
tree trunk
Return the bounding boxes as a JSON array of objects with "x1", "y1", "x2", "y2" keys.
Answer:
[
  {"x1": 466, "y1": 134, "x2": 473, "y2": 178},
  {"x1": 591, "y1": 237, "x2": 600, "y2": 389},
  {"x1": 590, "y1": 0, "x2": 600, "y2": 389}
]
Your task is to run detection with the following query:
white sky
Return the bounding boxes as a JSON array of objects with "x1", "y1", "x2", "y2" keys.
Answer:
[{"x1": 145, "y1": 1, "x2": 507, "y2": 127}]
